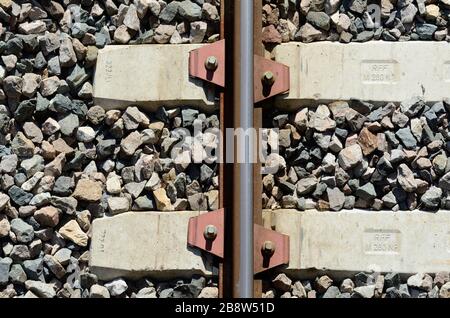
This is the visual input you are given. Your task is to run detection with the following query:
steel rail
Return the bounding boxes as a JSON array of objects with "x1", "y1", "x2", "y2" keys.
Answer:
[{"x1": 239, "y1": 0, "x2": 254, "y2": 298}]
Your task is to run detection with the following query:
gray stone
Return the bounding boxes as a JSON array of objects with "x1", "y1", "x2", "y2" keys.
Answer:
[
  {"x1": 400, "y1": 97, "x2": 425, "y2": 118},
  {"x1": 345, "y1": 0, "x2": 367, "y2": 14},
  {"x1": 159, "y1": 1, "x2": 179, "y2": 23},
  {"x1": 49, "y1": 196, "x2": 78, "y2": 215},
  {"x1": 53, "y1": 176, "x2": 74, "y2": 196},
  {"x1": 398, "y1": 164, "x2": 417, "y2": 192},
  {"x1": 323, "y1": 286, "x2": 341, "y2": 298},
  {"x1": 416, "y1": 24, "x2": 438, "y2": 40},
  {"x1": 10, "y1": 245, "x2": 31, "y2": 262},
  {"x1": 385, "y1": 273, "x2": 401, "y2": 289},
  {"x1": 25, "y1": 280, "x2": 56, "y2": 298},
  {"x1": 421, "y1": 187, "x2": 442, "y2": 209},
  {"x1": 39, "y1": 32, "x2": 60, "y2": 55},
  {"x1": 90, "y1": 284, "x2": 110, "y2": 298},
  {"x1": 353, "y1": 285, "x2": 375, "y2": 298},
  {"x1": 20, "y1": 155, "x2": 44, "y2": 178},
  {"x1": 178, "y1": 0, "x2": 202, "y2": 21},
  {"x1": 399, "y1": 4, "x2": 418, "y2": 24},
  {"x1": 0, "y1": 154, "x2": 18, "y2": 174},
  {"x1": 121, "y1": 131, "x2": 143, "y2": 156},
  {"x1": 52, "y1": 94, "x2": 73, "y2": 113},
  {"x1": 23, "y1": 122, "x2": 43, "y2": 143},
  {"x1": 306, "y1": 12, "x2": 330, "y2": 31},
  {"x1": 296, "y1": 177, "x2": 318, "y2": 195},
  {"x1": 58, "y1": 114, "x2": 79, "y2": 136},
  {"x1": 327, "y1": 188, "x2": 345, "y2": 211},
  {"x1": 54, "y1": 248, "x2": 71, "y2": 266},
  {"x1": 9, "y1": 264, "x2": 27, "y2": 284},
  {"x1": 8, "y1": 185, "x2": 33, "y2": 206},
  {"x1": 22, "y1": 258, "x2": 44, "y2": 281},
  {"x1": 338, "y1": 144, "x2": 363, "y2": 169},
  {"x1": 182, "y1": 109, "x2": 199, "y2": 127},
  {"x1": 355, "y1": 183, "x2": 377, "y2": 200},
  {"x1": 188, "y1": 193, "x2": 208, "y2": 211},
  {"x1": 0, "y1": 257, "x2": 12, "y2": 286},
  {"x1": 133, "y1": 195, "x2": 155, "y2": 211},
  {"x1": 10, "y1": 218, "x2": 34, "y2": 243},
  {"x1": 407, "y1": 273, "x2": 433, "y2": 292},
  {"x1": 396, "y1": 128, "x2": 417, "y2": 149},
  {"x1": 124, "y1": 4, "x2": 140, "y2": 31},
  {"x1": 66, "y1": 64, "x2": 90, "y2": 90},
  {"x1": 59, "y1": 37, "x2": 77, "y2": 67},
  {"x1": 48, "y1": 56, "x2": 61, "y2": 76},
  {"x1": 44, "y1": 255, "x2": 66, "y2": 279},
  {"x1": 107, "y1": 197, "x2": 131, "y2": 215},
  {"x1": 3, "y1": 76, "x2": 23, "y2": 98}
]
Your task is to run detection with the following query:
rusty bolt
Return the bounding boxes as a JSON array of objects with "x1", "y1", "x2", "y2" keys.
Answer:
[
  {"x1": 205, "y1": 56, "x2": 219, "y2": 71},
  {"x1": 204, "y1": 224, "x2": 218, "y2": 241},
  {"x1": 262, "y1": 71, "x2": 276, "y2": 86},
  {"x1": 261, "y1": 240, "x2": 276, "y2": 257}
]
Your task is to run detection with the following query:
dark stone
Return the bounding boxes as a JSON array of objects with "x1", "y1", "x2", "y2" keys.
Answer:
[
  {"x1": 53, "y1": 176, "x2": 74, "y2": 196},
  {"x1": 51, "y1": 94, "x2": 73, "y2": 113},
  {"x1": 80, "y1": 272, "x2": 98, "y2": 289},
  {"x1": 182, "y1": 109, "x2": 199, "y2": 128},
  {"x1": 168, "y1": 284, "x2": 202, "y2": 298},
  {"x1": 22, "y1": 258, "x2": 44, "y2": 281},
  {"x1": 15, "y1": 99, "x2": 36, "y2": 122},
  {"x1": 416, "y1": 23, "x2": 438, "y2": 40},
  {"x1": 354, "y1": 272, "x2": 376, "y2": 287},
  {"x1": 385, "y1": 273, "x2": 401, "y2": 289},
  {"x1": 8, "y1": 185, "x2": 33, "y2": 205}
]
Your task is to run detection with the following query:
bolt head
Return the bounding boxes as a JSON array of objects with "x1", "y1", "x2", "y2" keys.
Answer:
[
  {"x1": 204, "y1": 224, "x2": 218, "y2": 240},
  {"x1": 262, "y1": 71, "x2": 275, "y2": 86},
  {"x1": 205, "y1": 56, "x2": 218, "y2": 71},
  {"x1": 261, "y1": 240, "x2": 275, "y2": 257}
]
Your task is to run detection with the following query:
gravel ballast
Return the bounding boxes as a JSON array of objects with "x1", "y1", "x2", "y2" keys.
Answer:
[
  {"x1": 262, "y1": 0, "x2": 450, "y2": 45},
  {"x1": 263, "y1": 98, "x2": 450, "y2": 212},
  {"x1": 265, "y1": 272, "x2": 450, "y2": 298},
  {"x1": 0, "y1": 0, "x2": 221, "y2": 298}
]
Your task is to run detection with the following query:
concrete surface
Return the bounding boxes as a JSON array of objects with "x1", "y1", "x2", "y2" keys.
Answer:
[
  {"x1": 264, "y1": 209, "x2": 450, "y2": 279},
  {"x1": 93, "y1": 45, "x2": 217, "y2": 112},
  {"x1": 90, "y1": 211, "x2": 216, "y2": 281},
  {"x1": 273, "y1": 42, "x2": 450, "y2": 109}
]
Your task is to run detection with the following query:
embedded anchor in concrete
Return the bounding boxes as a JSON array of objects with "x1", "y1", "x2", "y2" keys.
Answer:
[
  {"x1": 188, "y1": 209, "x2": 224, "y2": 258},
  {"x1": 254, "y1": 55, "x2": 290, "y2": 103},
  {"x1": 254, "y1": 224, "x2": 289, "y2": 274},
  {"x1": 189, "y1": 40, "x2": 225, "y2": 88}
]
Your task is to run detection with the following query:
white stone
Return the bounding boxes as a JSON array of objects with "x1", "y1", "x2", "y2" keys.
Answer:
[
  {"x1": 107, "y1": 196, "x2": 130, "y2": 215},
  {"x1": 90, "y1": 212, "x2": 215, "y2": 281},
  {"x1": 18, "y1": 20, "x2": 46, "y2": 34},
  {"x1": 273, "y1": 42, "x2": 450, "y2": 109},
  {"x1": 265, "y1": 209, "x2": 450, "y2": 279},
  {"x1": 22, "y1": 73, "x2": 41, "y2": 98},
  {"x1": 76, "y1": 127, "x2": 96, "y2": 142},
  {"x1": 106, "y1": 176, "x2": 121, "y2": 194},
  {"x1": 104, "y1": 278, "x2": 128, "y2": 296},
  {"x1": 93, "y1": 45, "x2": 216, "y2": 111},
  {"x1": 190, "y1": 21, "x2": 207, "y2": 43}
]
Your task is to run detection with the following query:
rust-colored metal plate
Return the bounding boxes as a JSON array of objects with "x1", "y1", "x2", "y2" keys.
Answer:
[
  {"x1": 187, "y1": 209, "x2": 224, "y2": 258},
  {"x1": 189, "y1": 40, "x2": 226, "y2": 88},
  {"x1": 254, "y1": 55, "x2": 290, "y2": 103},
  {"x1": 254, "y1": 224, "x2": 289, "y2": 274}
]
